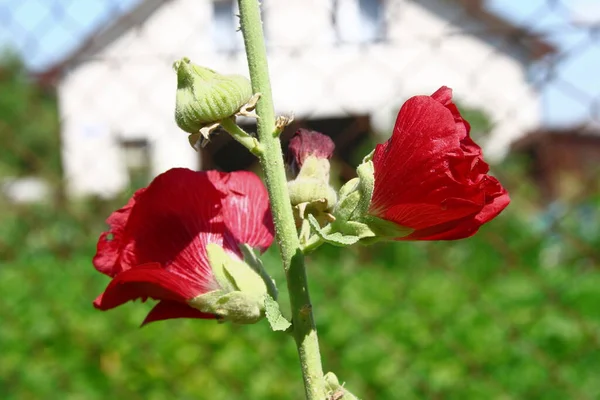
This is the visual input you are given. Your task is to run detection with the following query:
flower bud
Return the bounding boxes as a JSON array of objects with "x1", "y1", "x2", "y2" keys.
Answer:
[
  {"x1": 288, "y1": 128, "x2": 335, "y2": 174},
  {"x1": 174, "y1": 57, "x2": 252, "y2": 133},
  {"x1": 286, "y1": 130, "x2": 337, "y2": 223},
  {"x1": 288, "y1": 156, "x2": 337, "y2": 208},
  {"x1": 325, "y1": 372, "x2": 359, "y2": 400}
]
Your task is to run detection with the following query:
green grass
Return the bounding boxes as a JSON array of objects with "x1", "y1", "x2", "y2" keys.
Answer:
[{"x1": 1, "y1": 194, "x2": 599, "y2": 399}]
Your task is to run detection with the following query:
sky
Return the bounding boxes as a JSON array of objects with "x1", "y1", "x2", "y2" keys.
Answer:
[
  {"x1": 0, "y1": 0, "x2": 598, "y2": 128},
  {"x1": 485, "y1": 0, "x2": 600, "y2": 127}
]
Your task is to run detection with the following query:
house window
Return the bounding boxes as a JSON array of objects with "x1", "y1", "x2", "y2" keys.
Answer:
[
  {"x1": 120, "y1": 138, "x2": 151, "y2": 188},
  {"x1": 212, "y1": 0, "x2": 241, "y2": 52},
  {"x1": 337, "y1": 0, "x2": 384, "y2": 44}
]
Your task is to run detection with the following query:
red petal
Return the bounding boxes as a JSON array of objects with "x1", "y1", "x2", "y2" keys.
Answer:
[
  {"x1": 93, "y1": 188, "x2": 146, "y2": 277},
  {"x1": 207, "y1": 170, "x2": 274, "y2": 252},
  {"x1": 371, "y1": 95, "x2": 478, "y2": 222},
  {"x1": 93, "y1": 263, "x2": 205, "y2": 311},
  {"x1": 402, "y1": 184, "x2": 510, "y2": 241},
  {"x1": 141, "y1": 300, "x2": 216, "y2": 326},
  {"x1": 370, "y1": 87, "x2": 509, "y2": 240},
  {"x1": 93, "y1": 168, "x2": 227, "y2": 292},
  {"x1": 431, "y1": 86, "x2": 470, "y2": 139}
]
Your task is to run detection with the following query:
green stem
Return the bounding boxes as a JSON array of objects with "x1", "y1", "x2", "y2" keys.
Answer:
[
  {"x1": 299, "y1": 234, "x2": 325, "y2": 254},
  {"x1": 236, "y1": 1, "x2": 327, "y2": 399},
  {"x1": 220, "y1": 118, "x2": 263, "y2": 156}
]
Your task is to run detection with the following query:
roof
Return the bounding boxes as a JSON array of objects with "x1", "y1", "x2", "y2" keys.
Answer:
[
  {"x1": 36, "y1": 0, "x2": 556, "y2": 85},
  {"x1": 448, "y1": 0, "x2": 556, "y2": 59},
  {"x1": 36, "y1": 0, "x2": 171, "y2": 85},
  {"x1": 511, "y1": 124, "x2": 600, "y2": 151}
]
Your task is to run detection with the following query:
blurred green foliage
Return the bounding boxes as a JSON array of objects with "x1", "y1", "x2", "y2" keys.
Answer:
[
  {"x1": 0, "y1": 50, "x2": 61, "y2": 178},
  {"x1": 1, "y1": 166, "x2": 599, "y2": 400}
]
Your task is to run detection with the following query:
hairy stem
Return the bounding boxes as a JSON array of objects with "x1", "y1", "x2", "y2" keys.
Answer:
[{"x1": 237, "y1": 1, "x2": 327, "y2": 398}]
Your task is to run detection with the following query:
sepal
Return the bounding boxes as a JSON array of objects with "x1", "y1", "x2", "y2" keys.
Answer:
[
  {"x1": 188, "y1": 290, "x2": 264, "y2": 324},
  {"x1": 206, "y1": 243, "x2": 268, "y2": 296},
  {"x1": 333, "y1": 178, "x2": 360, "y2": 221},
  {"x1": 352, "y1": 152, "x2": 375, "y2": 220},
  {"x1": 288, "y1": 156, "x2": 338, "y2": 226},
  {"x1": 192, "y1": 243, "x2": 277, "y2": 324},
  {"x1": 239, "y1": 243, "x2": 278, "y2": 300}
]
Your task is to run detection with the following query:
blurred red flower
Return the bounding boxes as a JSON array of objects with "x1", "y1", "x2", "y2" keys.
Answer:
[
  {"x1": 369, "y1": 86, "x2": 510, "y2": 240},
  {"x1": 92, "y1": 168, "x2": 274, "y2": 325}
]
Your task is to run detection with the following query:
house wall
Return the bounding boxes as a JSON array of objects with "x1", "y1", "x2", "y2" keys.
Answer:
[{"x1": 58, "y1": 0, "x2": 542, "y2": 197}]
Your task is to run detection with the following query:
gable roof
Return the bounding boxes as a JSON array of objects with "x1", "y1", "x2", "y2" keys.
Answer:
[
  {"x1": 440, "y1": 0, "x2": 555, "y2": 59},
  {"x1": 36, "y1": 0, "x2": 556, "y2": 85}
]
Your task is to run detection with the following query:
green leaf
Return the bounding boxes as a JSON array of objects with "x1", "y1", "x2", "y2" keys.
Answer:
[
  {"x1": 308, "y1": 214, "x2": 360, "y2": 246},
  {"x1": 264, "y1": 295, "x2": 291, "y2": 332}
]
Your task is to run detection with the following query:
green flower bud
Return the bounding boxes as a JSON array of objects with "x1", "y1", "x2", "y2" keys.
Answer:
[
  {"x1": 173, "y1": 57, "x2": 253, "y2": 133},
  {"x1": 325, "y1": 372, "x2": 359, "y2": 400},
  {"x1": 288, "y1": 156, "x2": 337, "y2": 208}
]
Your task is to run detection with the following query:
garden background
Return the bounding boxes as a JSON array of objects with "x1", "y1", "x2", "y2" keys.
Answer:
[{"x1": 1, "y1": 0, "x2": 599, "y2": 399}]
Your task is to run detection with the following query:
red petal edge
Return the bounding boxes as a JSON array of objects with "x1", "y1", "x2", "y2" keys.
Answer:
[
  {"x1": 93, "y1": 263, "x2": 204, "y2": 311},
  {"x1": 93, "y1": 187, "x2": 146, "y2": 277},
  {"x1": 141, "y1": 300, "x2": 216, "y2": 326}
]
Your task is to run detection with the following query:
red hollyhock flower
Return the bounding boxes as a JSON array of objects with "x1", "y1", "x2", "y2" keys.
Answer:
[
  {"x1": 92, "y1": 168, "x2": 274, "y2": 325},
  {"x1": 368, "y1": 86, "x2": 510, "y2": 240}
]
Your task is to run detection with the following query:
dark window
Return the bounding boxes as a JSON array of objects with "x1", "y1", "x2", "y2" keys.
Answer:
[{"x1": 120, "y1": 138, "x2": 151, "y2": 188}]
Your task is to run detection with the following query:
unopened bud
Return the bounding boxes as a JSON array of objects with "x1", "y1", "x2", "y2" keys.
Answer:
[
  {"x1": 287, "y1": 130, "x2": 337, "y2": 223},
  {"x1": 288, "y1": 156, "x2": 337, "y2": 208},
  {"x1": 288, "y1": 129, "x2": 335, "y2": 174},
  {"x1": 174, "y1": 57, "x2": 252, "y2": 133}
]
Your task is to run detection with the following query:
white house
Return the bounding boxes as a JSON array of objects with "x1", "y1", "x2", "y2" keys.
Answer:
[{"x1": 44, "y1": 0, "x2": 554, "y2": 197}]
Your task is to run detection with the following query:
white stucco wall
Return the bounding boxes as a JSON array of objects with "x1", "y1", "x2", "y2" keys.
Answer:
[{"x1": 58, "y1": 0, "x2": 542, "y2": 197}]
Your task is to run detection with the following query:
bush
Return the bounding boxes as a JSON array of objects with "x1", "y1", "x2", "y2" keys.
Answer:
[{"x1": 1, "y1": 172, "x2": 599, "y2": 399}]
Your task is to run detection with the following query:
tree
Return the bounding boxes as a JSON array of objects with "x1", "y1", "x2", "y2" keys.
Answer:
[{"x1": 0, "y1": 50, "x2": 61, "y2": 178}]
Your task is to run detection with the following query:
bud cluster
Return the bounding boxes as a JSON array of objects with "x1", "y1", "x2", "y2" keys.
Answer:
[{"x1": 286, "y1": 129, "x2": 337, "y2": 227}]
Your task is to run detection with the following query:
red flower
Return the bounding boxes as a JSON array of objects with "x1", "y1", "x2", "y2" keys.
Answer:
[
  {"x1": 368, "y1": 86, "x2": 510, "y2": 240},
  {"x1": 92, "y1": 168, "x2": 274, "y2": 325}
]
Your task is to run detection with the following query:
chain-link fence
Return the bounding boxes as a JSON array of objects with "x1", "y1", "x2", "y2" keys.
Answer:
[{"x1": 0, "y1": 0, "x2": 599, "y2": 399}]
